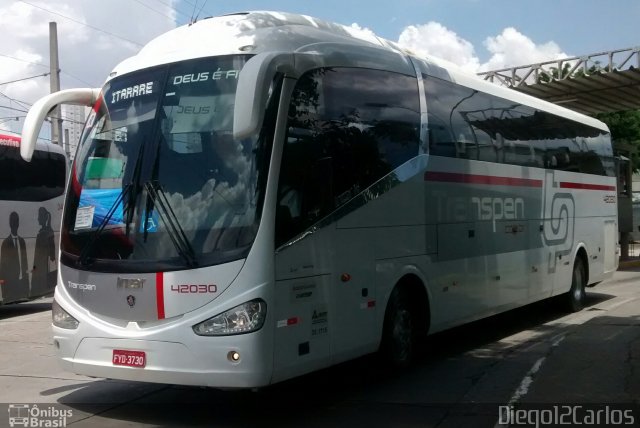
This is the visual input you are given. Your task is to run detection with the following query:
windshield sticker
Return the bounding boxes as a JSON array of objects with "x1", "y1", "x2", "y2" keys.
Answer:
[
  {"x1": 77, "y1": 188, "x2": 124, "y2": 229},
  {"x1": 111, "y1": 82, "x2": 154, "y2": 104},
  {"x1": 213, "y1": 68, "x2": 240, "y2": 80},
  {"x1": 165, "y1": 95, "x2": 234, "y2": 134},
  {"x1": 173, "y1": 72, "x2": 209, "y2": 85},
  {"x1": 74, "y1": 205, "x2": 95, "y2": 230},
  {"x1": 139, "y1": 209, "x2": 159, "y2": 233},
  {"x1": 171, "y1": 69, "x2": 240, "y2": 86}
]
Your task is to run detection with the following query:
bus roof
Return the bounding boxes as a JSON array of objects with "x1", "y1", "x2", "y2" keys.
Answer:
[
  {"x1": 111, "y1": 11, "x2": 398, "y2": 77},
  {"x1": 110, "y1": 11, "x2": 608, "y2": 133}
]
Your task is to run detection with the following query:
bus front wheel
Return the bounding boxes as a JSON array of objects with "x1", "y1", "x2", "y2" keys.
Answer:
[
  {"x1": 566, "y1": 257, "x2": 586, "y2": 312},
  {"x1": 381, "y1": 287, "x2": 415, "y2": 368}
]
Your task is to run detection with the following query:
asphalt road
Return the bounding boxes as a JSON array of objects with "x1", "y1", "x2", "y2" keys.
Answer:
[{"x1": 1, "y1": 268, "x2": 640, "y2": 427}]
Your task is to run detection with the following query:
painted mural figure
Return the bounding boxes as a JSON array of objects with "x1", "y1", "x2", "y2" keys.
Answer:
[
  {"x1": 0, "y1": 212, "x2": 29, "y2": 302},
  {"x1": 31, "y1": 207, "x2": 56, "y2": 297}
]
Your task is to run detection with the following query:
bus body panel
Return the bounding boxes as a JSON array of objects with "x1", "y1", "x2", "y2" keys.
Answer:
[
  {"x1": 59, "y1": 260, "x2": 244, "y2": 321},
  {"x1": 0, "y1": 138, "x2": 66, "y2": 304},
  {"x1": 53, "y1": 266, "x2": 276, "y2": 388}
]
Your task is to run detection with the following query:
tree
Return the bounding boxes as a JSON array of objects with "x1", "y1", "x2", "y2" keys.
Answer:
[
  {"x1": 594, "y1": 110, "x2": 640, "y2": 172},
  {"x1": 536, "y1": 61, "x2": 640, "y2": 171}
]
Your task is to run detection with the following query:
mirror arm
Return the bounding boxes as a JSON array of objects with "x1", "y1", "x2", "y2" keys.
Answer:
[{"x1": 21, "y1": 88, "x2": 101, "y2": 161}]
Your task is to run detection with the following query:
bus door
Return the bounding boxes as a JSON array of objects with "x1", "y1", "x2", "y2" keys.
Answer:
[
  {"x1": 272, "y1": 140, "x2": 335, "y2": 379},
  {"x1": 274, "y1": 236, "x2": 332, "y2": 380},
  {"x1": 331, "y1": 226, "x2": 377, "y2": 362}
]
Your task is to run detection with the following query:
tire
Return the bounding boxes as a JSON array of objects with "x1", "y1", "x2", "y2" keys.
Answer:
[
  {"x1": 381, "y1": 288, "x2": 415, "y2": 368},
  {"x1": 566, "y1": 257, "x2": 586, "y2": 312}
]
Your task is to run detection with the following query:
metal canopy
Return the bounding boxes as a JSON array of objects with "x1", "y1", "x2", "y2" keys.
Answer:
[{"x1": 478, "y1": 47, "x2": 640, "y2": 115}]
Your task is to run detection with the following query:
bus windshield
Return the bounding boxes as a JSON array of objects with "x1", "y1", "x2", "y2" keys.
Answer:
[{"x1": 61, "y1": 55, "x2": 273, "y2": 271}]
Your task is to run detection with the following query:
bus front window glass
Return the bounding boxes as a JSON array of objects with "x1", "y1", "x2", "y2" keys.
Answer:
[{"x1": 61, "y1": 55, "x2": 272, "y2": 270}]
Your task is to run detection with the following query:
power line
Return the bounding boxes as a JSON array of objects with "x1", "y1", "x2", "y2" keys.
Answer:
[
  {"x1": 0, "y1": 105, "x2": 29, "y2": 114},
  {"x1": 19, "y1": 0, "x2": 144, "y2": 47},
  {"x1": 131, "y1": 0, "x2": 177, "y2": 21},
  {"x1": 194, "y1": 0, "x2": 209, "y2": 22},
  {"x1": 0, "y1": 72, "x2": 50, "y2": 86},
  {"x1": 0, "y1": 91, "x2": 32, "y2": 108},
  {"x1": 0, "y1": 52, "x2": 48, "y2": 69},
  {"x1": 186, "y1": 0, "x2": 214, "y2": 22},
  {"x1": 0, "y1": 52, "x2": 96, "y2": 86},
  {"x1": 0, "y1": 115, "x2": 25, "y2": 125},
  {"x1": 151, "y1": 0, "x2": 193, "y2": 20}
]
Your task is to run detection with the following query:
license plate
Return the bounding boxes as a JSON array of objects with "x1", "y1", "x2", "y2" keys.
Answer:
[{"x1": 112, "y1": 349, "x2": 146, "y2": 368}]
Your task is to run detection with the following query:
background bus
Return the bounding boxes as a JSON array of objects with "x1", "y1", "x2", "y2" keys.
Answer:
[
  {"x1": 0, "y1": 133, "x2": 67, "y2": 304},
  {"x1": 19, "y1": 11, "x2": 617, "y2": 388}
]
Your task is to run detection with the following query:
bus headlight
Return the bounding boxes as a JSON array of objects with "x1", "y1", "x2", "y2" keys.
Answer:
[
  {"x1": 52, "y1": 299, "x2": 79, "y2": 329},
  {"x1": 193, "y1": 299, "x2": 266, "y2": 336}
]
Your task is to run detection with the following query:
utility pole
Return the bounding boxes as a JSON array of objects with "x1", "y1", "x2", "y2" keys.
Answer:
[
  {"x1": 49, "y1": 21, "x2": 63, "y2": 147},
  {"x1": 64, "y1": 128, "x2": 70, "y2": 159}
]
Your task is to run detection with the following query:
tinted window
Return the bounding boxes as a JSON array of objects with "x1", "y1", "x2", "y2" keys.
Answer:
[
  {"x1": 423, "y1": 74, "x2": 614, "y2": 176},
  {"x1": 276, "y1": 67, "x2": 420, "y2": 245},
  {"x1": 0, "y1": 146, "x2": 66, "y2": 201}
]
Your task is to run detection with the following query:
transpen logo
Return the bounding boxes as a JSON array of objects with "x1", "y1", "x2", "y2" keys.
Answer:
[
  {"x1": 471, "y1": 196, "x2": 525, "y2": 232},
  {"x1": 67, "y1": 281, "x2": 96, "y2": 291}
]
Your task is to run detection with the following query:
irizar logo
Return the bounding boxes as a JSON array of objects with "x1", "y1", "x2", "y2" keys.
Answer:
[{"x1": 471, "y1": 196, "x2": 525, "y2": 232}]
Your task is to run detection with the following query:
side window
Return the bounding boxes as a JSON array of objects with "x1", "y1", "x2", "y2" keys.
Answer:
[
  {"x1": 0, "y1": 147, "x2": 66, "y2": 201},
  {"x1": 46, "y1": 151, "x2": 67, "y2": 198},
  {"x1": 276, "y1": 67, "x2": 420, "y2": 246},
  {"x1": 0, "y1": 145, "x2": 20, "y2": 200},
  {"x1": 484, "y1": 99, "x2": 541, "y2": 167},
  {"x1": 423, "y1": 76, "x2": 479, "y2": 159}
]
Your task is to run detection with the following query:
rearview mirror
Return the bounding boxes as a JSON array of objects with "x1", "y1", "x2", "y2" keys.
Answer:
[{"x1": 233, "y1": 52, "x2": 295, "y2": 140}]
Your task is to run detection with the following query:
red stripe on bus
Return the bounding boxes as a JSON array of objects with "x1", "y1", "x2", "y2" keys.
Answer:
[
  {"x1": 156, "y1": 272, "x2": 165, "y2": 320},
  {"x1": 425, "y1": 171, "x2": 543, "y2": 188},
  {"x1": 92, "y1": 96, "x2": 103, "y2": 113},
  {"x1": 559, "y1": 182, "x2": 616, "y2": 191}
]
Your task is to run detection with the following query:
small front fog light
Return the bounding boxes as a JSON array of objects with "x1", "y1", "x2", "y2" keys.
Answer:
[{"x1": 228, "y1": 351, "x2": 241, "y2": 362}]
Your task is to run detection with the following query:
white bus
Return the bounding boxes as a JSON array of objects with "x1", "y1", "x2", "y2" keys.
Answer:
[
  {"x1": 0, "y1": 134, "x2": 67, "y2": 304},
  {"x1": 20, "y1": 12, "x2": 617, "y2": 388}
]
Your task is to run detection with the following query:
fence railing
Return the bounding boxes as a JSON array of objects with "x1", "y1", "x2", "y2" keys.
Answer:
[{"x1": 477, "y1": 47, "x2": 640, "y2": 87}]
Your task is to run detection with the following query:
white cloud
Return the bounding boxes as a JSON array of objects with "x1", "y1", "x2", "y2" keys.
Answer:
[
  {"x1": 398, "y1": 22, "x2": 480, "y2": 72},
  {"x1": 481, "y1": 27, "x2": 568, "y2": 71},
  {"x1": 0, "y1": 0, "x2": 177, "y2": 136},
  {"x1": 346, "y1": 22, "x2": 380, "y2": 45},
  {"x1": 396, "y1": 22, "x2": 568, "y2": 73}
]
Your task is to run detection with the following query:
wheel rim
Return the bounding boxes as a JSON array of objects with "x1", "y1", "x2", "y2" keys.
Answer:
[{"x1": 392, "y1": 308, "x2": 412, "y2": 361}]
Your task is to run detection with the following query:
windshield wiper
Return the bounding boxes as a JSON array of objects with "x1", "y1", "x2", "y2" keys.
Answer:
[
  {"x1": 144, "y1": 180, "x2": 198, "y2": 268},
  {"x1": 76, "y1": 141, "x2": 146, "y2": 267}
]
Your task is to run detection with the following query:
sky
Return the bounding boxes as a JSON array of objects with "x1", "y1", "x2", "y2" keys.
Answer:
[{"x1": 0, "y1": 0, "x2": 638, "y2": 137}]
